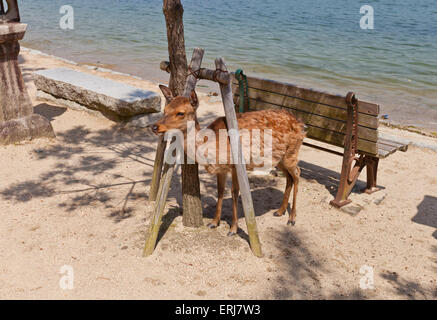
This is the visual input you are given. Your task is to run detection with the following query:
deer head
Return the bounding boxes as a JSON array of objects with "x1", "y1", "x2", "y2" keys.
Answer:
[{"x1": 152, "y1": 85, "x2": 199, "y2": 135}]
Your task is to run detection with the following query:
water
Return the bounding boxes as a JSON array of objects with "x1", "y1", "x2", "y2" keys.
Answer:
[{"x1": 18, "y1": 0, "x2": 437, "y2": 129}]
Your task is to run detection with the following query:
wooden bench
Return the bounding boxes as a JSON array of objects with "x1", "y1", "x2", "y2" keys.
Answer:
[{"x1": 232, "y1": 75, "x2": 409, "y2": 207}]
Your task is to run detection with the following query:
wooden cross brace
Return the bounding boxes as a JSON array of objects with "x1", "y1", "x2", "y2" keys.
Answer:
[{"x1": 144, "y1": 49, "x2": 263, "y2": 257}]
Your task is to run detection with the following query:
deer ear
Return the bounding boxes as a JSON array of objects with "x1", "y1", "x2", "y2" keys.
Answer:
[
  {"x1": 190, "y1": 90, "x2": 199, "y2": 109},
  {"x1": 159, "y1": 85, "x2": 174, "y2": 104}
]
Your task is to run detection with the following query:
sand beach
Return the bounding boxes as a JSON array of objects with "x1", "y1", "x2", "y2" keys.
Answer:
[{"x1": 0, "y1": 48, "x2": 435, "y2": 299}]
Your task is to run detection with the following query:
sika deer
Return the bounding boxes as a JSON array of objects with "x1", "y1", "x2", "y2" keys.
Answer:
[{"x1": 152, "y1": 85, "x2": 305, "y2": 236}]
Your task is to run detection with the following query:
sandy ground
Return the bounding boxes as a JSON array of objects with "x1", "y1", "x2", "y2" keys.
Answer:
[{"x1": 0, "y1": 50, "x2": 436, "y2": 300}]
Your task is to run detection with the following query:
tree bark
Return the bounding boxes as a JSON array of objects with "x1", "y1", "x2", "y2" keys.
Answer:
[
  {"x1": 163, "y1": 0, "x2": 187, "y2": 96},
  {"x1": 144, "y1": 48, "x2": 204, "y2": 257},
  {"x1": 163, "y1": 0, "x2": 203, "y2": 227}
]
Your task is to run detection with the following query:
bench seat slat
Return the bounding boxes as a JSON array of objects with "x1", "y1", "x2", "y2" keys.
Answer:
[
  {"x1": 377, "y1": 143, "x2": 396, "y2": 152},
  {"x1": 377, "y1": 149, "x2": 391, "y2": 159},
  {"x1": 376, "y1": 137, "x2": 409, "y2": 159},
  {"x1": 378, "y1": 138, "x2": 409, "y2": 152},
  {"x1": 377, "y1": 143, "x2": 398, "y2": 156}
]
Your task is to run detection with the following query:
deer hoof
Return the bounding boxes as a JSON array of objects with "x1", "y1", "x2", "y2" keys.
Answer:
[
  {"x1": 227, "y1": 231, "x2": 236, "y2": 237},
  {"x1": 287, "y1": 220, "x2": 296, "y2": 226},
  {"x1": 207, "y1": 223, "x2": 218, "y2": 229},
  {"x1": 273, "y1": 211, "x2": 284, "y2": 217}
]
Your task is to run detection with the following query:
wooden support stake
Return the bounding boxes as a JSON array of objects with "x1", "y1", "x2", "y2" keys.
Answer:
[
  {"x1": 144, "y1": 48, "x2": 204, "y2": 256},
  {"x1": 215, "y1": 57, "x2": 263, "y2": 258},
  {"x1": 144, "y1": 162, "x2": 178, "y2": 256},
  {"x1": 183, "y1": 49, "x2": 204, "y2": 96},
  {"x1": 149, "y1": 135, "x2": 166, "y2": 201}
]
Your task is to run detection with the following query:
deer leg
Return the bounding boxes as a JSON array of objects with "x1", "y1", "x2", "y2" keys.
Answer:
[
  {"x1": 274, "y1": 163, "x2": 293, "y2": 217},
  {"x1": 228, "y1": 168, "x2": 240, "y2": 236},
  {"x1": 287, "y1": 166, "x2": 300, "y2": 226},
  {"x1": 208, "y1": 172, "x2": 227, "y2": 229}
]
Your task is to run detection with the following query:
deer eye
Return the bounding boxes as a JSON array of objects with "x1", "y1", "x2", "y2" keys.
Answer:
[{"x1": 176, "y1": 112, "x2": 185, "y2": 117}]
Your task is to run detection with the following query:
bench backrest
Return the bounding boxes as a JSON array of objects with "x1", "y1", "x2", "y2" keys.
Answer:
[{"x1": 232, "y1": 75, "x2": 380, "y2": 155}]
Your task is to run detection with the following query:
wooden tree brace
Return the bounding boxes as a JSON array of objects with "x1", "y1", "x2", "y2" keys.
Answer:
[
  {"x1": 149, "y1": 135, "x2": 167, "y2": 201},
  {"x1": 215, "y1": 58, "x2": 263, "y2": 258},
  {"x1": 144, "y1": 48, "x2": 204, "y2": 256},
  {"x1": 154, "y1": 57, "x2": 263, "y2": 257},
  {"x1": 160, "y1": 60, "x2": 231, "y2": 85}
]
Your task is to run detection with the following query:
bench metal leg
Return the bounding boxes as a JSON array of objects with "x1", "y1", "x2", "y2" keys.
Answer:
[
  {"x1": 330, "y1": 153, "x2": 366, "y2": 208},
  {"x1": 329, "y1": 92, "x2": 383, "y2": 208},
  {"x1": 330, "y1": 155, "x2": 380, "y2": 208},
  {"x1": 364, "y1": 156, "x2": 380, "y2": 194},
  {"x1": 330, "y1": 92, "x2": 363, "y2": 208}
]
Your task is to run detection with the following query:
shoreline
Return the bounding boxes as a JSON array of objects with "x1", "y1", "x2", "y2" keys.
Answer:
[
  {"x1": 19, "y1": 46, "x2": 437, "y2": 147},
  {"x1": 21, "y1": 45, "x2": 437, "y2": 135},
  {"x1": 20, "y1": 46, "x2": 220, "y2": 96}
]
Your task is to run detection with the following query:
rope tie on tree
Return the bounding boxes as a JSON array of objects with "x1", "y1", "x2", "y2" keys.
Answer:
[
  {"x1": 186, "y1": 67, "x2": 203, "y2": 79},
  {"x1": 212, "y1": 68, "x2": 227, "y2": 82}
]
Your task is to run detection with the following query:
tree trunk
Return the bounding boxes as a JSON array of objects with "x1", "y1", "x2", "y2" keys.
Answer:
[
  {"x1": 163, "y1": 0, "x2": 187, "y2": 96},
  {"x1": 163, "y1": 0, "x2": 203, "y2": 227}
]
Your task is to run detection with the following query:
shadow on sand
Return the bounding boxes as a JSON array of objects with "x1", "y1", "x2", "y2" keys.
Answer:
[
  {"x1": 299, "y1": 160, "x2": 367, "y2": 197},
  {"x1": 1, "y1": 104, "x2": 159, "y2": 223},
  {"x1": 413, "y1": 195, "x2": 437, "y2": 239},
  {"x1": 269, "y1": 228, "x2": 437, "y2": 299}
]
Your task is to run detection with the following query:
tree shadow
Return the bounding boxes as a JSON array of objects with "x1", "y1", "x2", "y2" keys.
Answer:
[
  {"x1": 202, "y1": 187, "x2": 284, "y2": 219},
  {"x1": 124, "y1": 88, "x2": 160, "y2": 102},
  {"x1": 156, "y1": 205, "x2": 182, "y2": 244},
  {"x1": 299, "y1": 160, "x2": 367, "y2": 197},
  {"x1": 413, "y1": 195, "x2": 437, "y2": 239},
  {"x1": 200, "y1": 172, "x2": 282, "y2": 243},
  {"x1": 33, "y1": 103, "x2": 67, "y2": 121},
  {"x1": 1, "y1": 124, "x2": 159, "y2": 223},
  {"x1": 269, "y1": 228, "x2": 436, "y2": 299},
  {"x1": 268, "y1": 229, "x2": 329, "y2": 299},
  {"x1": 380, "y1": 271, "x2": 436, "y2": 299}
]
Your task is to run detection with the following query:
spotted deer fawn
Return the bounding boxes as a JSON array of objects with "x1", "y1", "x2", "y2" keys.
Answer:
[{"x1": 152, "y1": 85, "x2": 305, "y2": 236}]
